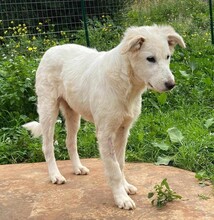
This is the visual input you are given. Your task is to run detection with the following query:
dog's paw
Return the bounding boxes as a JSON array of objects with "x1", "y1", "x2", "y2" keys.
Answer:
[
  {"x1": 73, "y1": 165, "x2": 89, "y2": 175},
  {"x1": 50, "y1": 173, "x2": 66, "y2": 184},
  {"x1": 115, "y1": 194, "x2": 136, "y2": 210},
  {"x1": 124, "y1": 182, "x2": 137, "y2": 195}
]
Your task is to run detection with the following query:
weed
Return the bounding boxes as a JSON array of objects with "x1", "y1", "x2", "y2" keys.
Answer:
[{"x1": 148, "y1": 178, "x2": 182, "y2": 208}]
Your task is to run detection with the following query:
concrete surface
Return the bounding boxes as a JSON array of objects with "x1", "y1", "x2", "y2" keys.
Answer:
[{"x1": 0, "y1": 159, "x2": 213, "y2": 220}]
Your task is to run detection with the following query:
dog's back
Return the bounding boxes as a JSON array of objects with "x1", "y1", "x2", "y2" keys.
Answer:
[
  {"x1": 35, "y1": 44, "x2": 105, "y2": 119},
  {"x1": 36, "y1": 44, "x2": 99, "y2": 81}
]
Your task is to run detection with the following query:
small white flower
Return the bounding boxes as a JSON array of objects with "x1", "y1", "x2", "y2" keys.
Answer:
[{"x1": 57, "y1": 119, "x2": 62, "y2": 124}]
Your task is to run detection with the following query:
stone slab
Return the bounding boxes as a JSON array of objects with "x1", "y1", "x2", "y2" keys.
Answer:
[{"x1": 0, "y1": 159, "x2": 213, "y2": 220}]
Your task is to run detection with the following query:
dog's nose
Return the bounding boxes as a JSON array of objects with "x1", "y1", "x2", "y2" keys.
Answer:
[{"x1": 165, "y1": 81, "x2": 175, "y2": 90}]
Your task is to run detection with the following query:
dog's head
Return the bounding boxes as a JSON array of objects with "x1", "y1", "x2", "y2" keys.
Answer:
[{"x1": 121, "y1": 25, "x2": 186, "y2": 92}]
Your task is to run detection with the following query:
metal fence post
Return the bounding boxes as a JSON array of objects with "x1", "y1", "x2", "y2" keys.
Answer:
[
  {"x1": 209, "y1": 0, "x2": 214, "y2": 44},
  {"x1": 81, "y1": 0, "x2": 90, "y2": 47}
]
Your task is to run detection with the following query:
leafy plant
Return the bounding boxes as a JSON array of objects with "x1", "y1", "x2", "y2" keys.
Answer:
[
  {"x1": 195, "y1": 170, "x2": 212, "y2": 182},
  {"x1": 204, "y1": 118, "x2": 214, "y2": 129},
  {"x1": 167, "y1": 127, "x2": 184, "y2": 144},
  {"x1": 155, "y1": 156, "x2": 173, "y2": 166},
  {"x1": 148, "y1": 178, "x2": 182, "y2": 208}
]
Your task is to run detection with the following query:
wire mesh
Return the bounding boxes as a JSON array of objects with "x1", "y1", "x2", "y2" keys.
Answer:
[
  {"x1": 209, "y1": 0, "x2": 214, "y2": 44},
  {"x1": 0, "y1": 0, "x2": 127, "y2": 37}
]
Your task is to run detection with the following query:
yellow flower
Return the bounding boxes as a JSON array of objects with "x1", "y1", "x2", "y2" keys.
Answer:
[
  {"x1": 15, "y1": 43, "x2": 20, "y2": 48},
  {"x1": 36, "y1": 27, "x2": 42, "y2": 32},
  {"x1": 60, "y1": 31, "x2": 66, "y2": 36},
  {"x1": 10, "y1": 21, "x2": 14, "y2": 24},
  {"x1": 28, "y1": 46, "x2": 37, "y2": 52}
]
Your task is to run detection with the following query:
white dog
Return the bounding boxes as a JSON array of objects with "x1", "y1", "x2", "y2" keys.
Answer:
[{"x1": 23, "y1": 25, "x2": 185, "y2": 210}]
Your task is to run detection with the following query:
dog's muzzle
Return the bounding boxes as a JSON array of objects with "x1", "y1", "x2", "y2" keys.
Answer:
[{"x1": 165, "y1": 81, "x2": 175, "y2": 90}]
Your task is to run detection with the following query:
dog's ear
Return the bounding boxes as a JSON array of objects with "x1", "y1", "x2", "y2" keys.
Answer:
[
  {"x1": 168, "y1": 33, "x2": 186, "y2": 50},
  {"x1": 121, "y1": 36, "x2": 145, "y2": 54},
  {"x1": 160, "y1": 26, "x2": 186, "y2": 52}
]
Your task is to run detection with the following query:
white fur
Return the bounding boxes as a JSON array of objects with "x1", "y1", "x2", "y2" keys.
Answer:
[
  {"x1": 23, "y1": 25, "x2": 185, "y2": 210},
  {"x1": 22, "y1": 122, "x2": 42, "y2": 138}
]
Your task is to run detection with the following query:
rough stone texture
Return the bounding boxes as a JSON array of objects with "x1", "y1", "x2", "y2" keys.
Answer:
[{"x1": 0, "y1": 159, "x2": 213, "y2": 220}]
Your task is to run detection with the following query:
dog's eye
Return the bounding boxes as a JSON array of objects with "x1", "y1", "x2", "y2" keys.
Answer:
[
  {"x1": 147, "y1": 56, "x2": 156, "y2": 63},
  {"x1": 167, "y1": 55, "x2": 170, "y2": 60}
]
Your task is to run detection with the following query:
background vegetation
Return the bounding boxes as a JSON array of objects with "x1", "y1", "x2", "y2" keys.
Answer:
[{"x1": 0, "y1": 0, "x2": 213, "y2": 183}]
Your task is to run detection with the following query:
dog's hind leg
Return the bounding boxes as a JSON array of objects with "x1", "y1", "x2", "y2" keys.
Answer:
[
  {"x1": 60, "y1": 99, "x2": 89, "y2": 175},
  {"x1": 114, "y1": 126, "x2": 137, "y2": 195},
  {"x1": 38, "y1": 96, "x2": 66, "y2": 184}
]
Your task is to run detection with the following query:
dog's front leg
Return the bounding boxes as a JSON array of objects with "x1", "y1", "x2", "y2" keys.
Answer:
[
  {"x1": 97, "y1": 132, "x2": 136, "y2": 210},
  {"x1": 114, "y1": 126, "x2": 137, "y2": 195}
]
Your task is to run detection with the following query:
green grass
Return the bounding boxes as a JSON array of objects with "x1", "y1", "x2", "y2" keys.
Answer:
[{"x1": 0, "y1": 0, "x2": 213, "y2": 183}]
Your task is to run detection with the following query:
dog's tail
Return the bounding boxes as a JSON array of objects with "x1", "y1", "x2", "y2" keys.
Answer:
[{"x1": 22, "y1": 121, "x2": 42, "y2": 138}]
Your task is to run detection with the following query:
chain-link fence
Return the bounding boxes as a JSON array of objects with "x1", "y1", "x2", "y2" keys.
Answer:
[
  {"x1": 209, "y1": 0, "x2": 214, "y2": 43},
  {"x1": 0, "y1": 0, "x2": 213, "y2": 44},
  {"x1": 0, "y1": 0, "x2": 129, "y2": 40}
]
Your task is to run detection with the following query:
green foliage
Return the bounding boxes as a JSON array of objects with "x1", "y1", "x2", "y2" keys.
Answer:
[
  {"x1": 0, "y1": 125, "x2": 43, "y2": 164},
  {"x1": 74, "y1": 16, "x2": 124, "y2": 50},
  {"x1": 0, "y1": 55, "x2": 37, "y2": 127},
  {"x1": 0, "y1": 0, "x2": 129, "y2": 34},
  {"x1": 167, "y1": 127, "x2": 184, "y2": 144},
  {"x1": 0, "y1": 0, "x2": 213, "y2": 184},
  {"x1": 148, "y1": 178, "x2": 182, "y2": 208}
]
